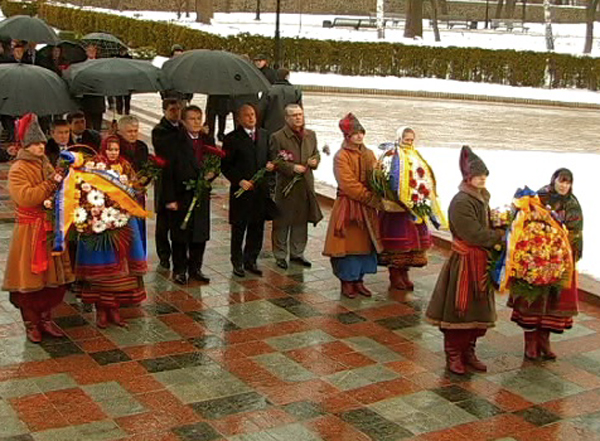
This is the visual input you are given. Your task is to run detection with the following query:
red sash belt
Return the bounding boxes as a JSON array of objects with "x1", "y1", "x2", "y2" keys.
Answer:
[
  {"x1": 334, "y1": 194, "x2": 365, "y2": 237},
  {"x1": 16, "y1": 206, "x2": 52, "y2": 275},
  {"x1": 452, "y1": 239, "x2": 488, "y2": 315}
]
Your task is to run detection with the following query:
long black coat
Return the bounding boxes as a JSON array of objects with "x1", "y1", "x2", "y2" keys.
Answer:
[
  {"x1": 221, "y1": 126, "x2": 272, "y2": 225},
  {"x1": 260, "y1": 80, "x2": 303, "y2": 136},
  {"x1": 69, "y1": 129, "x2": 101, "y2": 151},
  {"x1": 45, "y1": 138, "x2": 67, "y2": 166},
  {"x1": 162, "y1": 133, "x2": 209, "y2": 243},
  {"x1": 118, "y1": 136, "x2": 149, "y2": 173},
  {"x1": 152, "y1": 117, "x2": 187, "y2": 213}
]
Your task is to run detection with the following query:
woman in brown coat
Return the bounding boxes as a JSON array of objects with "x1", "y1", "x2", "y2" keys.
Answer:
[
  {"x1": 323, "y1": 113, "x2": 382, "y2": 298},
  {"x1": 2, "y1": 114, "x2": 74, "y2": 343},
  {"x1": 425, "y1": 146, "x2": 503, "y2": 374}
]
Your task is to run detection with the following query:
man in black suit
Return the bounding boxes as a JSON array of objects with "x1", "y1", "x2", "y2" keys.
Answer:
[
  {"x1": 67, "y1": 112, "x2": 101, "y2": 151},
  {"x1": 222, "y1": 104, "x2": 274, "y2": 277},
  {"x1": 116, "y1": 115, "x2": 149, "y2": 172},
  {"x1": 45, "y1": 119, "x2": 71, "y2": 166},
  {"x1": 152, "y1": 98, "x2": 185, "y2": 271}
]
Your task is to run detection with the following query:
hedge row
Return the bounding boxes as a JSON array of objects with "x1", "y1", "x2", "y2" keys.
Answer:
[{"x1": 3, "y1": 0, "x2": 599, "y2": 90}]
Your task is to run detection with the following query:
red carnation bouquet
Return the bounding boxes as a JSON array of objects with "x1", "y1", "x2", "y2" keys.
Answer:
[{"x1": 132, "y1": 154, "x2": 168, "y2": 191}]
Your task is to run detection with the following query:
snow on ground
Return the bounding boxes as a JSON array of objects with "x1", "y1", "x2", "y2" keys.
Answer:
[
  {"x1": 314, "y1": 145, "x2": 598, "y2": 280},
  {"x1": 65, "y1": 4, "x2": 600, "y2": 57}
]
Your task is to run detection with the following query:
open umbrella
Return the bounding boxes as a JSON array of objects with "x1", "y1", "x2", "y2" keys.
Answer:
[
  {"x1": 0, "y1": 15, "x2": 59, "y2": 44},
  {"x1": 38, "y1": 40, "x2": 87, "y2": 66},
  {"x1": 64, "y1": 58, "x2": 162, "y2": 96},
  {"x1": 161, "y1": 50, "x2": 271, "y2": 95},
  {"x1": 0, "y1": 63, "x2": 76, "y2": 116},
  {"x1": 81, "y1": 32, "x2": 127, "y2": 58}
]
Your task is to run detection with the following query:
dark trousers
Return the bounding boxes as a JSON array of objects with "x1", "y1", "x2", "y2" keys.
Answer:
[
  {"x1": 0, "y1": 115, "x2": 15, "y2": 142},
  {"x1": 230, "y1": 220, "x2": 265, "y2": 268},
  {"x1": 155, "y1": 211, "x2": 171, "y2": 264},
  {"x1": 173, "y1": 241, "x2": 206, "y2": 276},
  {"x1": 84, "y1": 111, "x2": 103, "y2": 131},
  {"x1": 206, "y1": 109, "x2": 228, "y2": 142},
  {"x1": 116, "y1": 95, "x2": 131, "y2": 115}
]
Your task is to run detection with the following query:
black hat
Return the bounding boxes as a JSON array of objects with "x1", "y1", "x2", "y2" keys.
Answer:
[
  {"x1": 459, "y1": 145, "x2": 488, "y2": 181},
  {"x1": 253, "y1": 53, "x2": 268, "y2": 61}
]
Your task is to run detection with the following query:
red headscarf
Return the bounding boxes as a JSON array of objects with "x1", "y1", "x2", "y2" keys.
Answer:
[{"x1": 97, "y1": 135, "x2": 129, "y2": 166}]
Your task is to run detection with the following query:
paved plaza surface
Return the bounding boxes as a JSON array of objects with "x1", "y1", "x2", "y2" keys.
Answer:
[{"x1": 0, "y1": 184, "x2": 600, "y2": 441}]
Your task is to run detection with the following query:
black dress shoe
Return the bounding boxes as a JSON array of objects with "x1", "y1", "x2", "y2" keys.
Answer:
[
  {"x1": 245, "y1": 263, "x2": 263, "y2": 276},
  {"x1": 173, "y1": 273, "x2": 187, "y2": 285},
  {"x1": 276, "y1": 259, "x2": 288, "y2": 270},
  {"x1": 233, "y1": 266, "x2": 245, "y2": 277},
  {"x1": 189, "y1": 271, "x2": 210, "y2": 283},
  {"x1": 158, "y1": 260, "x2": 170, "y2": 271},
  {"x1": 290, "y1": 256, "x2": 312, "y2": 267}
]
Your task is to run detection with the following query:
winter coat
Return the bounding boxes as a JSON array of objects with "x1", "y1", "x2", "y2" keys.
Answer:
[
  {"x1": 425, "y1": 183, "x2": 503, "y2": 329},
  {"x1": 221, "y1": 126, "x2": 272, "y2": 225},
  {"x1": 80, "y1": 95, "x2": 106, "y2": 114},
  {"x1": 260, "y1": 66, "x2": 277, "y2": 85},
  {"x1": 270, "y1": 126, "x2": 322, "y2": 226},
  {"x1": 118, "y1": 136, "x2": 149, "y2": 173},
  {"x1": 152, "y1": 117, "x2": 187, "y2": 213},
  {"x1": 69, "y1": 129, "x2": 101, "y2": 151},
  {"x1": 45, "y1": 138, "x2": 68, "y2": 166},
  {"x1": 260, "y1": 81, "x2": 303, "y2": 136},
  {"x1": 323, "y1": 142, "x2": 382, "y2": 257},
  {"x1": 162, "y1": 133, "x2": 212, "y2": 244},
  {"x1": 206, "y1": 95, "x2": 231, "y2": 116},
  {"x1": 3, "y1": 150, "x2": 74, "y2": 293}
]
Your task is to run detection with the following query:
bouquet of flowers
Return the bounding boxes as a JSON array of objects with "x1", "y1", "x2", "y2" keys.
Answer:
[
  {"x1": 234, "y1": 150, "x2": 294, "y2": 198},
  {"x1": 490, "y1": 205, "x2": 513, "y2": 228},
  {"x1": 498, "y1": 188, "x2": 573, "y2": 304},
  {"x1": 281, "y1": 152, "x2": 320, "y2": 198},
  {"x1": 371, "y1": 144, "x2": 446, "y2": 229},
  {"x1": 131, "y1": 154, "x2": 168, "y2": 191},
  {"x1": 181, "y1": 153, "x2": 222, "y2": 230}
]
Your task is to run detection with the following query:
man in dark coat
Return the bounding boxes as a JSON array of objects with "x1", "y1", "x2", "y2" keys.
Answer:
[
  {"x1": 162, "y1": 105, "x2": 221, "y2": 285},
  {"x1": 152, "y1": 99, "x2": 184, "y2": 270},
  {"x1": 222, "y1": 104, "x2": 274, "y2": 277},
  {"x1": 253, "y1": 54, "x2": 276, "y2": 85},
  {"x1": 67, "y1": 112, "x2": 101, "y2": 151},
  {"x1": 205, "y1": 95, "x2": 230, "y2": 143},
  {"x1": 270, "y1": 104, "x2": 323, "y2": 270},
  {"x1": 425, "y1": 146, "x2": 503, "y2": 375},
  {"x1": 260, "y1": 68, "x2": 303, "y2": 137},
  {"x1": 116, "y1": 115, "x2": 149, "y2": 172},
  {"x1": 45, "y1": 119, "x2": 71, "y2": 166}
]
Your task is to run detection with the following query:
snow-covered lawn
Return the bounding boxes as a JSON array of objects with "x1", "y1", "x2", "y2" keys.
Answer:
[
  {"x1": 70, "y1": 6, "x2": 600, "y2": 57},
  {"x1": 314, "y1": 145, "x2": 597, "y2": 280}
]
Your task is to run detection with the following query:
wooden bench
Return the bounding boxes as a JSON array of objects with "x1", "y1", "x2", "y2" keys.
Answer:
[
  {"x1": 368, "y1": 12, "x2": 405, "y2": 27},
  {"x1": 431, "y1": 15, "x2": 476, "y2": 29},
  {"x1": 322, "y1": 17, "x2": 377, "y2": 30},
  {"x1": 491, "y1": 18, "x2": 529, "y2": 32}
]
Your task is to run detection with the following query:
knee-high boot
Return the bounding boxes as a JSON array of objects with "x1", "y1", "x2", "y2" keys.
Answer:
[
  {"x1": 39, "y1": 310, "x2": 64, "y2": 337},
  {"x1": 537, "y1": 329, "x2": 557, "y2": 360},
  {"x1": 20, "y1": 307, "x2": 42, "y2": 343},
  {"x1": 389, "y1": 267, "x2": 406, "y2": 290},
  {"x1": 443, "y1": 330, "x2": 466, "y2": 375},
  {"x1": 463, "y1": 330, "x2": 487, "y2": 372},
  {"x1": 524, "y1": 330, "x2": 539, "y2": 360}
]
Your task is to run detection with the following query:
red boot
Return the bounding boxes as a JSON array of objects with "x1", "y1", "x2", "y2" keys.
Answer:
[
  {"x1": 444, "y1": 330, "x2": 466, "y2": 375},
  {"x1": 400, "y1": 269, "x2": 414, "y2": 291},
  {"x1": 40, "y1": 310, "x2": 64, "y2": 338},
  {"x1": 389, "y1": 267, "x2": 407, "y2": 290},
  {"x1": 108, "y1": 307, "x2": 128, "y2": 328},
  {"x1": 341, "y1": 281, "x2": 357, "y2": 299},
  {"x1": 524, "y1": 331, "x2": 539, "y2": 360},
  {"x1": 96, "y1": 305, "x2": 108, "y2": 329},
  {"x1": 354, "y1": 281, "x2": 373, "y2": 297},
  {"x1": 537, "y1": 329, "x2": 557, "y2": 360},
  {"x1": 463, "y1": 330, "x2": 487, "y2": 372},
  {"x1": 20, "y1": 307, "x2": 42, "y2": 343}
]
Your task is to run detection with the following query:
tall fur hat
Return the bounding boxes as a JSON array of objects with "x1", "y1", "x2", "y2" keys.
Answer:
[
  {"x1": 459, "y1": 145, "x2": 488, "y2": 181},
  {"x1": 17, "y1": 113, "x2": 46, "y2": 147},
  {"x1": 339, "y1": 113, "x2": 365, "y2": 139}
]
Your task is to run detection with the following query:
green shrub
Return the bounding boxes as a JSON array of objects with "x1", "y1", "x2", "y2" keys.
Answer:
[
  {"x1": 1, "y1": 0, "x2": 39, "y2": 16},
  {"x1": 4, "y1": 1, "x2": 600, "y2": 90}
]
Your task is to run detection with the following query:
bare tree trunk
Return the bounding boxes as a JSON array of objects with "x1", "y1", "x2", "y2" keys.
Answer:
[
  {"x1": 404, "y1": 0, "x2": 423, "y2": 38},
  {"x1": 195, "y1": 0, "x2": 214, "y2": 24},
  {"x1": 504, "y1": 0, "x2": 516, "y2": 18},
  {"x1": 544, "y1": 0, "x2": 554, "y2": 51},
  {"x1": 430, "y1": 0, "x2": 441, "y2": 42},
  {"x1": 584, "y1": 0, "x2": 600, "y2": 54},
  {"x1": 438, "y1": 0, "x2": 448, "y2": 15},
  {"x1": 376, "y1": 0, "x2": 385, "y2": 39},
  {"x1": 495, "y1": 0, "x2": 504, "y2": 19}
]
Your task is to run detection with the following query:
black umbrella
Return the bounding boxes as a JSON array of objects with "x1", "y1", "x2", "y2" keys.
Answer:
[
  {"x1": 81, "y1": 32, "x2": 127, "y2": 58},
  {"x1": 161, "y1": 50, "x2": 271, "y2": 95},
  {"x1": 64, "y1": 58, "x2": 162, "y2": 96},
  {"x1": 38, "y1": 41, "x2": 87, "y2": 66},
  {"x1": 0, "y1": 63, "x2": 76, "y2": 116},
  {"x1": 0, "y1": 15, "x2": 59, "y2": 44}
]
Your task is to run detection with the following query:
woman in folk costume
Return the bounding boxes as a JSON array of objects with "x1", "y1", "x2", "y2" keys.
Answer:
[
  {"x1": 425, "y1": 146, "x2": 503, "y2": 375},
  {"x1": 323, "y1": 113, "x2": 383, "y2": 298},
  {"x1": 378, "y1": 126, "x2": 443, "y2": 290},
  {"x1": 2, "y1": 113, "x2": 74, "y2": 343},
  {"x1": 508, "y1": 168, "x2": 582, "y2": 360},
  {"x1": 75, "y1": 136, "x2": 147, "y2": 329}
]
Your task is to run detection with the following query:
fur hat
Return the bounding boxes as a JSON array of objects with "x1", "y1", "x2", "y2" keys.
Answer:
[
  {"x1": 17, "y1": 113, "x2": 46, "y2": 147},
  {"x1": 459, "y1": 145, "x2": 488, "y2": 181},
  {"x1": 339, "y1": 113, "x2": 365, "y2": 139}
]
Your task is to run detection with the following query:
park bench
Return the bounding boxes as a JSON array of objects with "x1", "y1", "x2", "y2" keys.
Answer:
[
  {"x1": 322, "y1": 17, "x2": 377, "y2": 30},
  {"x1": 368, "y1": 12, "x2": 405, "y2": 27},
  {"x1": 491, "y1": 18, "x2": 529, "y2": 32},
  {"x1": 431, "y1": 15, "x2": 477, "y2": 29}
]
